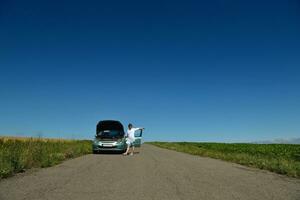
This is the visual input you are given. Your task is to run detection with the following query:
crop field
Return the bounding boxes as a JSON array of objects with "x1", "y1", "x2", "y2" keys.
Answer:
[
  {"x1": 0, "y1": 136, "x2": 92, "y2": 178},
  {"x1": 148, "y1": 142, "x2": 300, "y2": 178}
]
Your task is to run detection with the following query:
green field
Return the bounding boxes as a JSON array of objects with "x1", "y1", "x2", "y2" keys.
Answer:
[
  {"x1": 148, "y1": 142, "x2": 300, "y2": 178},
  {"x1": 0, "y1": 137, "x2": 92, "y2": 178}
]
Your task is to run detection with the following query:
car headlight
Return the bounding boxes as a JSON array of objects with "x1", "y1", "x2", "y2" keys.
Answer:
[
  {"x1": 117, "y1": 138, "x2": 123, "y2": 143},
  {"x1": 93, "y1": 140, "x2": 100, "y2": 145}
]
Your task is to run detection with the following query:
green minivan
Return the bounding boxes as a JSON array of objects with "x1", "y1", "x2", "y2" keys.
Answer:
[{"x1": 92, "y1": 120, "x2": 143, "y2": 153}]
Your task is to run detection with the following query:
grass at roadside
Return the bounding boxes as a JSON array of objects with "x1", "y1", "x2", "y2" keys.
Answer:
[
  {"x1": 0, "y1": 137, "x2": 92, "y2": 178},
  {"x1": 147, "y1": 142, "x2": 300, "y2": 178}
]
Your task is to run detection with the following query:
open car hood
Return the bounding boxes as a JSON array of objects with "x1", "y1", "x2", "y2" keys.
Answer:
[{"x1": 96, "y1": 120, "x2": 125, "y2": 136}]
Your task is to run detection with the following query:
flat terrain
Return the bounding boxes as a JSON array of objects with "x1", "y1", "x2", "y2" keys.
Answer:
[
  {"x1": 0, "y1": 144, "x2": 299, "y2": 200},
  {"x1": 0, "y1": 137, "x2": 91, "y2": 178},
  {"x1": 148, "y1": 142, "x2": 300, "y2": 178}
]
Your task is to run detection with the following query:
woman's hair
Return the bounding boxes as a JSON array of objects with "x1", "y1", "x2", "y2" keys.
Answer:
[{"x1": 128, "y1": 123, "x2": 133, "y2": 127}]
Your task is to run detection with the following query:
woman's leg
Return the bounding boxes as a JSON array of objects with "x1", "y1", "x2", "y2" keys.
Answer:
[
  {"x1": 131, "y1": 146, "x2": 135, "y2": 155},
  {"x1": 124, "y1": 145, "x2": 130, "y2": 155},
  {"x1": 124, "y1": 140, "x2": 130, "y2": 155}
]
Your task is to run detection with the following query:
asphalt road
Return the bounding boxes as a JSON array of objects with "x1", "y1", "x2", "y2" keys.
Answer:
[{"x1": 0, "y1": 144, "x2": 299, "y2": 200}]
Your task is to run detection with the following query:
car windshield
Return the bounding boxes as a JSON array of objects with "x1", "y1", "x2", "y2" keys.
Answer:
[{"x1": 96, "y1": 130, "x2": 123, "y2": 138}]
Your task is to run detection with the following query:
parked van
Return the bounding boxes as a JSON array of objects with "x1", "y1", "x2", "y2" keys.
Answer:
[{"x1": 92, "y1": 120, "x2": 143, "y2": 153}]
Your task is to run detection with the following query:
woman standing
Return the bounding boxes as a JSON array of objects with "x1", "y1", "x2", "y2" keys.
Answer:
[{"x1": 123, "y1": 123, "x2": 144, "y2": 156}]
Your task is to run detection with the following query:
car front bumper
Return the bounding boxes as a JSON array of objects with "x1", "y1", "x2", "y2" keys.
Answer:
[{"x1": 92, "y1": 142, "x2": 127, "y2": 152}]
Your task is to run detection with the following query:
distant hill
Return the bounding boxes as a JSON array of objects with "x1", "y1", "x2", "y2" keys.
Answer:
[{"x1": 253, "y1": 138, "x2": 300, "y2": 144}]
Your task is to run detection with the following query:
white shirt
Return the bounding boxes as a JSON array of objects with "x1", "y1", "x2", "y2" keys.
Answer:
[{"x1": 126, "y1": 128, "x2": 141, "y2": 142}]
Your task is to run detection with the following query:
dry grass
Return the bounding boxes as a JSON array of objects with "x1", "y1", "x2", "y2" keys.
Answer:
[{"x1": 0, "y1": 136, "x2": 92, "y2": 178}]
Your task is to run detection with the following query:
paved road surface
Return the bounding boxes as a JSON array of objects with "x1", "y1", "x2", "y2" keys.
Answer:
[{"x1": 0, "y1": 144, "x2": 299, "y2": 200}]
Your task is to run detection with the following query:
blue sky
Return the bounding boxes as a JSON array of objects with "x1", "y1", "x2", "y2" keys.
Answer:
[{"x1": 0, "y1": 0, "x2": 300, "y2": 142}]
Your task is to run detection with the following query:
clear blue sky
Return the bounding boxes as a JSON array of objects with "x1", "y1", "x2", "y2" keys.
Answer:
[{"x1": 0, "y1": 0, "x2": 300, "y2": 142}]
